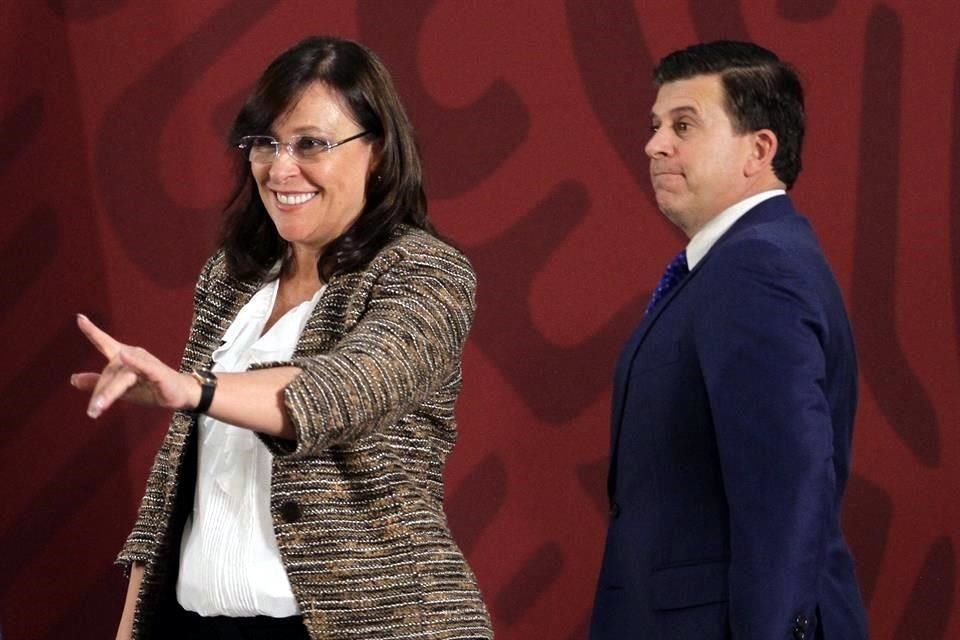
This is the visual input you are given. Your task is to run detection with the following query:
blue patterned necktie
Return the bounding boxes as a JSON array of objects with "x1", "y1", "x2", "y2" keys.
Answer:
[{"x1": 645, "y1": 250, "x2": 689, "y2": 315}]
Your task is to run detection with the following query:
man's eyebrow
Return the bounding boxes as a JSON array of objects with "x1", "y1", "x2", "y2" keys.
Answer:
[{"x1": 650, "y1": 105, "x2": 700, "y2": 120}]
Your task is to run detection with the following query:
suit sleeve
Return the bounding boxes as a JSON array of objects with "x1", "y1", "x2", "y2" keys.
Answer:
[
  {"x1": 257, "y1": 241, "x2": 476, "y2": 459},
  {"x1": 694, "y1": 239, "x2": 833, "y2": 637}
]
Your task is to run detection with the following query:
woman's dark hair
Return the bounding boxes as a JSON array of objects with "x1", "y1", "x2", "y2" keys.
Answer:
[
  {"x1": 654, "y1": 40, "x2": 805, "y2": 189},
  {"x1": 221, "y1": 36, "x2": 433, "y2": 281}
]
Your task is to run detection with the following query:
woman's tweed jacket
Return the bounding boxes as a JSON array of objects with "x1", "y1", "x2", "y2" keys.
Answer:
[{"x1": 116, "y1": 227, "x2": 494, "y2": 639}]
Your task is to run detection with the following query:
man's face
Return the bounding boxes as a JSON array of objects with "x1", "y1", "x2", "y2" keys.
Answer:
[{"x1": 645, "y1": 74, "x2": 756, "y2": 237}]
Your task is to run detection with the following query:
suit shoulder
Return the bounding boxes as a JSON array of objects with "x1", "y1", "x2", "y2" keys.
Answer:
[
  {"x1": 377, "y1": 227, "x2": 476, "y2": 280},
  {"x1": 705, "y1": 233, "x2": 803, "y2": 280},
  {"x1": 195, "y1": 248, "x2": 256, "y2": 291},
  {"x1": 708, "y1": 212, "x2": 828, "y2": 279},
  {"x1": 189, "y1": 249, "x2": 225, "y2": 293},
  {"x1": 199, "y1": 248, "x2": 228, "y2": 280}
]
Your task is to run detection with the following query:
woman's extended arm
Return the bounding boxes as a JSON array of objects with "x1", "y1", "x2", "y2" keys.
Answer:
[
  {"x1": 71, "y1": 314, "x2": 301, "y2": 439},
  {"x1": 72, "y1": 239, "x2": 476, "y2": 450}
]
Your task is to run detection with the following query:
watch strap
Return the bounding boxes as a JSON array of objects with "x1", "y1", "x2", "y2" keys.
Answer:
[{"x1": 191, "y1": 369, "x2": 217, "y2": 414}]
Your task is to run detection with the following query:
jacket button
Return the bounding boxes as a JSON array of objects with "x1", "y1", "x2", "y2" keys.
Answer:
[
  {"x1": 609, "y1": 502, "x2": 621, "y2": 519},
  {"x1": 279, "y1": 500, "x2": 302, "y2": 523}
]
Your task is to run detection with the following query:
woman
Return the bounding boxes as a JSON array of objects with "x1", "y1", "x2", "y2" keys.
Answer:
[{"x1": 72, "y1": 36, "x2": 493, "y2": 640}]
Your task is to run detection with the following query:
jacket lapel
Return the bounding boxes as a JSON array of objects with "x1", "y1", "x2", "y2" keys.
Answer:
[{"x1": 607, "y1": 261, "x2": 699, "y2": 496}]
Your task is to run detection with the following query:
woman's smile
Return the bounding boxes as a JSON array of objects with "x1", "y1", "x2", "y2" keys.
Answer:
[{"x1": 273, "y1": 190, "x2": 318, "y2": 206}]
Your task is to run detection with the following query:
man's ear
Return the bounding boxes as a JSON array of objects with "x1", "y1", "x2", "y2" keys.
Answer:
[{"x1": 745, "y1": 129, "x2": 778, "y2": 177}]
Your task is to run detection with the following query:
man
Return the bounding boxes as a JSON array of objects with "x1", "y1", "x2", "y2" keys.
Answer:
[{"x1": 590, "y1": 41, "x2": 868, "y2": 639}]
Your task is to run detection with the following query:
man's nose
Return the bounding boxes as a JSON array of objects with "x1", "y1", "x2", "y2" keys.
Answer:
[{"x1": 644, "y1": 129, "x2": 672, "y2": 158}]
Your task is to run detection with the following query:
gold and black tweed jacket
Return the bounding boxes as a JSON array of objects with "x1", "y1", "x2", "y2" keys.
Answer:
[{"x1": 117, "y1": 227, "x2": 494, "y2": 639}]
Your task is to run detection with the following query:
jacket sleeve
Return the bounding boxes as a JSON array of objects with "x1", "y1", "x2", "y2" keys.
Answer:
[
  {"x1": 257, "y1": 240, "x2": 476, "y2": 459},
  {"x1": 694, "y1": 238, "x2": 835, "y2": 638},
  {"x1": 114, "y1": 253, "x2": 219, "y2": 571}
]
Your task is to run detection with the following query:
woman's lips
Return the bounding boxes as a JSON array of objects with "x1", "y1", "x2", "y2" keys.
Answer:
[{"x1": 274, "y1": 191, "x2": 318, "y2": 205}]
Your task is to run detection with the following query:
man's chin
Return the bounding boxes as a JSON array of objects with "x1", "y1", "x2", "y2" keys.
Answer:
[
  {"x1": 656, "y1": 202, "x2": 694, "y2": 234},
  {"x1": 654, "y1": 198, "x2": 681, "y2": 222}
]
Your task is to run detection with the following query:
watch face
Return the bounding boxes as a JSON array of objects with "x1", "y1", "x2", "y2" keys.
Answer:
[{"x1": 192, "y1": 369, "x2": 217, "y2": 385}]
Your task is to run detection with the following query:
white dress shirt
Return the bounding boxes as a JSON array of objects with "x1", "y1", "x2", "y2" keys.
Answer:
[
  {"x1": 686, "y1": 190, "x2": 786, "y2": 268},
  {"x1": 177, "y1": 278, "x2": 324, "y2": 617}
]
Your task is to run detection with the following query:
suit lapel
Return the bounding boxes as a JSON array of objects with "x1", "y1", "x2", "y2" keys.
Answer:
[
  {"x1": 186, "y1": 270, "x2": 260, "y2": 372},
  {"x1": 608, "y1": 261, "x2": 699, "y2": 490}
]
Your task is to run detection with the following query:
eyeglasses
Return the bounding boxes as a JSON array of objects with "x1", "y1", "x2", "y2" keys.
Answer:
[{"x1": 237, "y1": 131, "x2": 369, "y2": 164}]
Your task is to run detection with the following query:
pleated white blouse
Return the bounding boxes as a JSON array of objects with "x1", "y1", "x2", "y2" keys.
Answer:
[{"x1": 176, "y1": 278, "x2": 324, "y2": 617}]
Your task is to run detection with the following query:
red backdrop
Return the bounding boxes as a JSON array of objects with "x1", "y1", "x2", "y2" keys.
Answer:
[{"x1": 2, "y1": 1, "x2": 958, "y2": 638}]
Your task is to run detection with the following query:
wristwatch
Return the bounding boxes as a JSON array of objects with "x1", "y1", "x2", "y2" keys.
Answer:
[{"x1": 190, "y1": 368, "x2": 218, "y2": 414}]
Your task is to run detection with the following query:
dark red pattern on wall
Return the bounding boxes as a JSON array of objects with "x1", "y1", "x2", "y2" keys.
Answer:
[{"x1": 1, "y1": 2, "x2": 958, "y2": 639}]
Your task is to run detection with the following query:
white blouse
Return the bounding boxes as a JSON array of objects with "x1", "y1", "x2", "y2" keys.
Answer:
[{"x1": 176, "y1": 278, "x2": 324, "y2": 617}]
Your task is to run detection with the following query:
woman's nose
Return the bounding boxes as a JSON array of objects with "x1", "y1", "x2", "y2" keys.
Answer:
[{"x1": 268, "y1": 150, "x2": 301, "y2": 181}]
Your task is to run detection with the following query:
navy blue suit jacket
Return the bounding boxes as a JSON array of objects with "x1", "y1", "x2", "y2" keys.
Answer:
[{"x1": 590, "y1": 196, "x2": 868, "y2": 639}]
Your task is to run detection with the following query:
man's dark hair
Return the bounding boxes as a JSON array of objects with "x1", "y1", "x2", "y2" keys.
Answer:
[
  {"x1": 222, "y1": 36, "x2": 433, "y2": 282},
  {"x1": 654, "y1": 41, "x2": 805, "y2": 189}
]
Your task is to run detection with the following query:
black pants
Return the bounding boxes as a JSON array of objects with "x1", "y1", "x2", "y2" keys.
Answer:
[{"x1": 166, "y1": 603, "x2": 311, "y2": 640}]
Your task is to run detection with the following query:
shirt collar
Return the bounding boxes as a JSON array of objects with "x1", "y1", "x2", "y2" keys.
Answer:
[{"x1": 685, "y1": 189, "x2": 786, "y2": 269}]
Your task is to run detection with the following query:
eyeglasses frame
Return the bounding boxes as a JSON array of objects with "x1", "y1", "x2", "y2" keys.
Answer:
[{"x1": 237, "y1": 130, "x2": 370, "y2": 164}]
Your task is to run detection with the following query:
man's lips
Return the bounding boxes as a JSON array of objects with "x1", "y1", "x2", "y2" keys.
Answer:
[
  {"x1": 651, "y1": 169, "x2": 683, "y2": 178},
  {"x1": 650, "y1": 171, "x2": 684, "y2": 193}
]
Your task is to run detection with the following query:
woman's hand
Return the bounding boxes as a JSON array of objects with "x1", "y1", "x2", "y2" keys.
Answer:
[{"x1": 71, "y1": 314, "x2": 198, "y2": 418}]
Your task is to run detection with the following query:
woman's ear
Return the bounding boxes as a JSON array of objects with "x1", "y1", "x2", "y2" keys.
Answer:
[{"x1": 367, "y1": 139, "x2": 384, "y2": 180}]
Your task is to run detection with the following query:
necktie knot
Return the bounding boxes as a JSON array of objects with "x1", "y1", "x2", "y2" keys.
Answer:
[{"x1": 645, "y1": 250, "x2": 688, "y2": 315}]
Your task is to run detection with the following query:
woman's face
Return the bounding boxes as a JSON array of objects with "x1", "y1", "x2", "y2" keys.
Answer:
[{"x1": 252, "y1": 82, "x2": 377, "y2": 262}]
